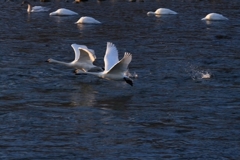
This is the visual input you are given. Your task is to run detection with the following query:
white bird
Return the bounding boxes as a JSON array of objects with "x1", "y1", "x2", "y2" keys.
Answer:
[
  {"x1": 47, "y1": 44, "x2": 103, "y2": 72},
  {"x1": 21, "y1": 1, "x2": 50, "y2": 13},
  {"x1": 147, "y1": 8, "x2": 177, "y2": 15},
  {"x1": 201, "y1": 13, "x2": 228, "y2": 21},
  {"x1": 76, "y1": 42, "x2": 133, "y2": 86},
  {"x1": 49, "y1": 8, "x2": 78, "y2": 16},
  {"x1": 75, "y1": 16, "x2": 101, "y2": 24}
]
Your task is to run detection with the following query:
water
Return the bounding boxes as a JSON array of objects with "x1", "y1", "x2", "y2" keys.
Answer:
[{"x1": 1, "y1": 0, "x2": 240, "y2": 159}]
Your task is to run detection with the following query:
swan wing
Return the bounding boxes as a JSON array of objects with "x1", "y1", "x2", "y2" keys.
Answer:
[
  {"x1": 78, "y1": 48, "x2": 96, "y2": 63},
  {"x1": 71, "y1": 44, "x2": 88, "y2": 62},
  {"x1": 107, "y1": 52, "x2": 132, "y2": 74},
  {"x1": 104, "y1": 42, "x2": 119, "y2": 71}
]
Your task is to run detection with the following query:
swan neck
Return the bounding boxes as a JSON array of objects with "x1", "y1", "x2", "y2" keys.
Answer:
[
  {"x1": 147, "y1": 11, "x2": 155, "y2": 15},
  {"x1": 82, "y1": 71, "x2": 103, "y2": 78},
  {"x1": 27, "y1": 4, "x2": 31, "y2": 12},
  {"x1": 49, "y1": 59, "x2": 69, "y2": 66}
]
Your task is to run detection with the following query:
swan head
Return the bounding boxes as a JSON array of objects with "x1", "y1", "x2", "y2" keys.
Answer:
[
  {"x1": 49, "y1": 11, "x2": 57, "y2": 16},
  {"x1": 46, "y1": 58, "x2": 53, "y2": 62},
  {"x1": 124, "y1": 77, "x2": 133, "y2": 86},
  {"x1": 21, "y1": 0, "x2": 30, "y2": 5}
]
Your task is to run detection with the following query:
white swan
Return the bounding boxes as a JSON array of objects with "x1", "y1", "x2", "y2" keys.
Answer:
[
  {"x1": 75, "y1": 42, "x2": 133, "y2": 86},
  {"x1": 21, "y1": 0, "x2": 50, "y2": 13},
  {"x1": 75, "y1": 16, "x2": 101, "y2": 24},
  {"x1": 201, "y1": 13, "x2": 228, "y2": 21},
  {"x1": 49, "y1": 8, "x2": 78, "y2": 16},
  {"x1": 47, "y1": 44, "x2": 103, "y2": 72},
  {"x1": 147, "y1": 8, "x2": 177, "y2": 15}
]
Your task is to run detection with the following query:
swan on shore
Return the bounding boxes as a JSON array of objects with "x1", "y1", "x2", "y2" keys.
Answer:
[
  {"x1": 75, "y1": 42, "x2": 133, "y2": 86},
  {"x1": 49, "y1": 8, "x2": 78, "y2": 16},
  {"x1": 75, "y1": 16, "x2": 101, "y2": 24},
  {"x1": 201, "y1": 13, "x2": 228, "y2": 21},
  {"x1": 21, "y1": 0, "x2": 50, "y2": 13},
  {"x1": 47, "y1": 44, "x2": 103, "y2": 72},
  {"x1": 147, "y1": 8, "x2": 177, "y2": 15}
]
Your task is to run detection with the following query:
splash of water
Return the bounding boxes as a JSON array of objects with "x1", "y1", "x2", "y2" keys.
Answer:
[
  {"x1": 190, "y1": 70, "x2": 211, "y2": 80},
  {"x1": 201, "y1": 72, "x2": 211, "y2": 79},
  {"x1": 186, "y1": 63, "x2": 211, "y2": 80},
  {"x1": 125, "y1": 70, "x2": 138, "y2": 78}
]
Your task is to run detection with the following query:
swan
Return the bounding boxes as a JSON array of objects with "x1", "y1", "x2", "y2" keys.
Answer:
[
  {"x1": 75, "y1": 16, "x2": 101, "y2": 24},
  {"x1": 47, "y1": 44, "x2": 103, "y2": 72},
  {"x1": 21, "y1": 0, "x2": 51, "y2": 13},
  {"x1": 75, "y1": 42, "x2": 133, "y2": 86},
  {"x1": 73, "y1": 0, "x2": 88, "y2": 3},
  {"x1": 147, "y1": 8, "x2": 177, "y2": 15},
  {"x1": 49, "y1": 8, "x2": 78, "y2": 16},
  {"x1": 201, "y1": 13, "x2": 228, "y2": 21}
]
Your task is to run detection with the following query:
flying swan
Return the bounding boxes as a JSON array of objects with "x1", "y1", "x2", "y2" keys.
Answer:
[
  {"x1": 147, "y1": 8, "x2": 177, "y2": 15},
  {"x1": 201, "y1": 13, "x2": 228, "y2": 21},
  {"x1": 75, "y1": 42, "x2": 133, "y2": 86},
  {"x1": 21, "y1": 0, "x2": 51, "y2": 13},
  {"x1": 75, "y1": 16, "x2": 101, "y2": 24},
  {"x1": 47, "y1": 44, "x2": 103, "y2": 72},
  {"x1": 49, "y1": 8, "x2": 78, "y2": 16}
]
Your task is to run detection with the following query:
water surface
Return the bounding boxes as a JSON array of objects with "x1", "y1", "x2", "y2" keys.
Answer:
[{"x1": 0, "y1": 0, "x2": 240, "y2": 159}]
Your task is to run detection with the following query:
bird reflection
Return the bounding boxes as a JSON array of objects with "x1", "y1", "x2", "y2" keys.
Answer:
[
  {"x1": 49, "y1": 16, "x2": 70, "y2": 24},
  {"x1": 94, "y1": 94, "x2": 133, "y2": 110},
  {"x1": 76, "y1": 23, "x2": 96, "y2": 31},
  {"x1": 70, "y1": 82, "x2": 97, "y2": 107}
]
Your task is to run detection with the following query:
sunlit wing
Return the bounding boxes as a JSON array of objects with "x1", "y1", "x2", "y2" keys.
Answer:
[
  {"x1": 107, "y1": 52, "x2": 132, "y2": 74},
  {"x1": 78, "y1": 48, "x2": 96, "y2": 63},
  {"x1": 71, "y1": 44, "x2": 89, "y2": 62},
  {"x1": 104, "y1": 42, "x2": 119, "y2": 72}
]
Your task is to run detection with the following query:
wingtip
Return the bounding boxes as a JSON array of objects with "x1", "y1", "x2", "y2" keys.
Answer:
[
  {"x1": 71, "y1": 43, "x2": 77, "y2": 47},
  {"x1": 106, "y1": 42, "x2": 118, "y2": 53},
  {"x1": 124, "y1": 52, "x2": 132, "y2": 57},
  {"x1": 107, "y1": 42, "x2": 116, "y2": 48}
]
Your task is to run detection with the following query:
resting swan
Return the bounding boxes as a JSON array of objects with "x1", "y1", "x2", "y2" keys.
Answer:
[
  {"x1": 47, "y1": 44, "x2": 103, "y2": 72},
  {"x1": 201, "y1": 13, "x2": 228, "y2": 21},
  {"x1": 49, "y1": 8, "x2": 78, "y2": 16},
  {"x1": 21, "y1": 0, "x2": 51, "y2": 13},
  {"x1": 147, "y1": 8, "x2": 177, "y2": 15},
  {"x1": 76, "y1": 42, "x2": 133, "y2": 86},
  {"x1": 75, "y1": 16, "x2": 101, "y2": 24}
]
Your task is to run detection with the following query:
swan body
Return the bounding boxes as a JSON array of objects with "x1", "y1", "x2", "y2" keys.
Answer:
[
  {"x1": 75, "y1": 16, "x2": 101, "y2": 24},
  {"x1": 201, "y1": 13, "x2": 228, "y2": 21},
  {"x1": 47, "y1": 44, "x2": 103, "y2": 72},
  {"x1": 147, "y1": 8, "x2": 177, "y2": 15},
  {"x1": 76, "y1": 42, "x2": 133, "y2": 86},
  {"x1": 21, "y1": 1, "x2": 50, "y2": 13},
  {"x1": 49, "y1": 8, "x2": 78, "y2": 16}
]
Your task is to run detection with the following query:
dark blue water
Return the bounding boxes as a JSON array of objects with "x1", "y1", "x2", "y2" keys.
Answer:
[{"x1": 1, "y1": 0, "x2": 240, "y2": 159}]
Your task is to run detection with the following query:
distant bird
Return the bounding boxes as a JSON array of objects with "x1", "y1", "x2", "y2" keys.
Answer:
[
  {"x1": 75, "y1": 16, "x2": 101, "y2": 24},
  {"x1": 73, "y1": 0, "x2": 88, "y2": 3},
  {"x1": 49, "y1": 8, "x2": 78, "y2": 16},
  {"x1": 21, "y1": 0, "x2": 50, "y2": 13},
  {"x1": 147, "y1": 8, "x2": 177, "y2": 15},
  {"x1": 75, "y1": 42, "x2": 133, "y2": 86},
  {"x1": 47, "y1": 44, "x2": 103, "y2": 72},
  {"x1": 201, "y1": 13, "x2": 228, "y2": 21}
]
